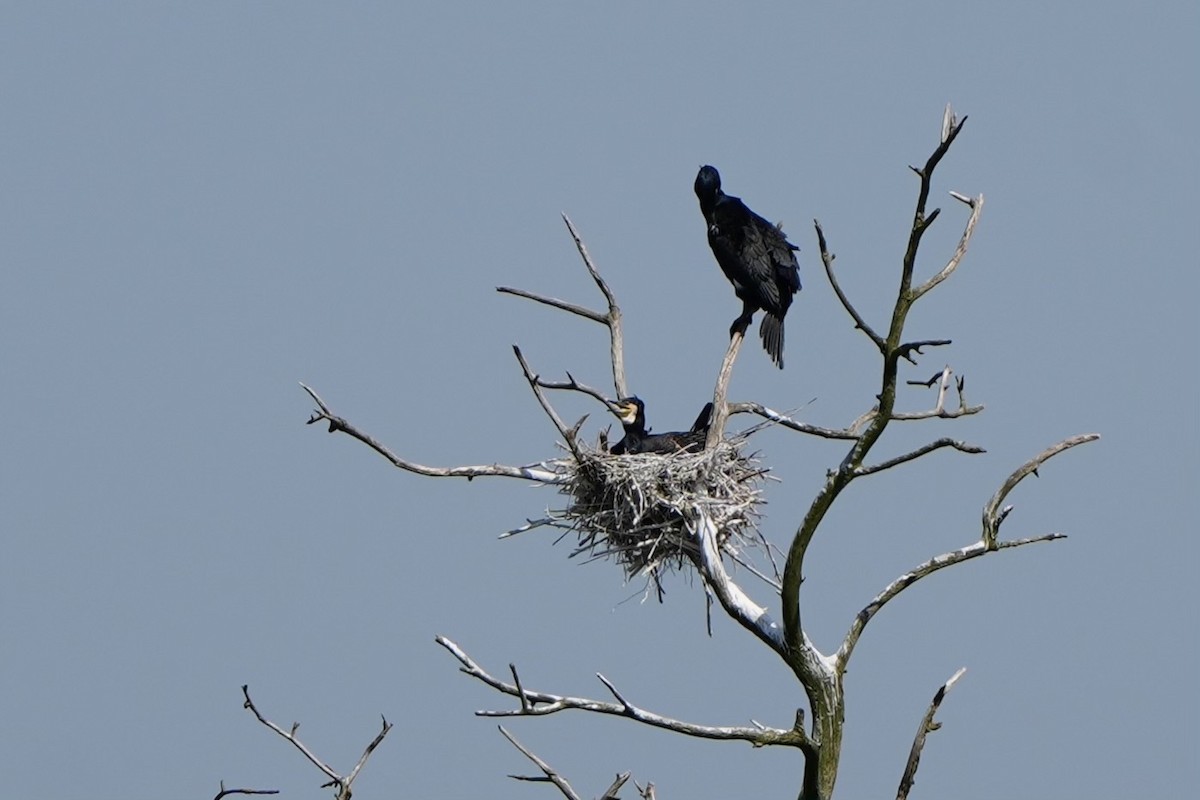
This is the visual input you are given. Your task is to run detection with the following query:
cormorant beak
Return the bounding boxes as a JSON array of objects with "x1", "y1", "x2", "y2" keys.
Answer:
[{"x1": 614, "y1": 400, "x2": 639, "y2": 424}]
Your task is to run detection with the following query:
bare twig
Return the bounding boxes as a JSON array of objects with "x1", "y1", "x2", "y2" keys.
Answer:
[
  {"x1": 512, "y1": 345, "x2": 586, "y2": 461},
  {"x1": 562, "y1": 214, "x2": 627, "y2": 398},
  {"x1": 912, "y1": 192, "x2": 985, "y2": 301},
  {"x1": 982, "y1": 433, "x2": 1100, "y2": 549},
  {"x1": 500, "y1": 726, "x2": 583, "y2": 800},
  {"x1": 435, "y1": 635, "x2": 811, "y2": 751},
  {"x1": 889, "y1": 403, "x2": 984, "y2": 422},
  {"x1": 213, "y1": 783, "x2": 279, "y2": 800},
  {"x1": 891, "y1": 368, "x2": 984, "y2": 421},
  {"x1": 535, "y1": 371, "x2": 617, "y2": 409},
  {"x1": 240, "y1": 685, "x2": 392, "y2": 800},
  {"x1": 815, "y1": 220, "x2": 886, "y2": 352},
  {"x1": 300, "y1": 382, "x2": 565, "y2": 483},
  {"x1": 896, "y1": 339, "x2": 952, "y2": 365},
  {"x1": 346, "y1": 715, "x2": 393, "y2": 788},
  {"x1": 498, "y1": 215, "x2": 628, "y2": 398},
  {"x1": 853, "y1": 437, "x2": 985, "y2": 477},
  {"x1": 727, "y1": 402, "x2": 860, "y2": 440},
  {"x1": 495, "y1": 286, "x2": 607, "y2": 324},
  {"x1": 896, "y1": 668, "x2": 967, "y2": 800}
]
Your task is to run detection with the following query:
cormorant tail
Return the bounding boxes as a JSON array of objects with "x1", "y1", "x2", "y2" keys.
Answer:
[
  {"x1": 690, "y1": 402, "x2": 714, "y2": 433},
  {"x1": 759, "y1": 314, "x2": 785, "y2": 369}
]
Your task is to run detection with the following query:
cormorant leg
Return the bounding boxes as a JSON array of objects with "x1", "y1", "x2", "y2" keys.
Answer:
[{"x1": 728, "y1": 301, "x2": 755, "y2": 338}]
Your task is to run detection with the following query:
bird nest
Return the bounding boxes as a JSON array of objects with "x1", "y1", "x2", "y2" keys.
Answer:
[{"x1": 548, "y1": 438, "x2": 769, "y2": 586}]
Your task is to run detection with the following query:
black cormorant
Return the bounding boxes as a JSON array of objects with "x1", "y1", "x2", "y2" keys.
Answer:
[
  {"x1": 610, "y1": 397, "x2": 713, "y2": 455},
  {"x1": 694, "y1": 165, "x2": 801, "y2": 369}
]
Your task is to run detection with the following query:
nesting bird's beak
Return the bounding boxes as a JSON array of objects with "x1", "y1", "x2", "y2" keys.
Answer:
[{"x1": 614, "y1": 400, "x2": 639, "y2": 424}]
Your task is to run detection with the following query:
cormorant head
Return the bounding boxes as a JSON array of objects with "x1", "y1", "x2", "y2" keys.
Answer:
[
  {"x1": 694, "y1": 165, "x2": 722, "y2": 202},
  {"x1": 614, "y1": 396, "x2": 646, "y2": 428}
]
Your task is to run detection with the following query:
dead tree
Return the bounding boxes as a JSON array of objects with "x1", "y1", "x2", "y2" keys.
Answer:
[{"x1": 293, "y1": 106, "x2": 1097, "y2": 800}]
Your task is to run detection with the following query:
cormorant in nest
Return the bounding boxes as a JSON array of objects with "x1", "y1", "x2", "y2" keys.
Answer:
[
  {"x1": 610, "y1": 397, "x2": 714, "y2": 455},
  {"x1": 694, "y1": 165, "x2": 801, "y2": 369}
]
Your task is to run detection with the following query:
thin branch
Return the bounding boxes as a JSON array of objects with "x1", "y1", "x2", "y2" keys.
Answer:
[
  {"x1": 896, "y1": 339, "x2": 952, "y2": 365},
  {"x1": 300, "y1": 382, "x2": 565, "y2": 483},
  {"x1": 500, "y1": 215, "x2": 628, "y2": 397},
  {"x1": 240, "y1": 685, "x2": 392, "y2": 800},
  {"x1": 891, "y1": 368, "x2": 984, "y2": 421},
  {"x1": 495, "y1": 286, "x2": 608, "y2": 324},
  {"x1": 706, "y1": 330, "x2": 745, "y2": 449},
  {"x1": 896, "y1": 668, "x2": 968, "y2": 800},
  {"x1": 499, "y1": 726, "x2": 583, "y2": 800},
  {"x1": 512, "y1": 345, "x2": 586, "y2": 461},
  {"x1": 435, "y1": 635, "x2": 811, "y2": 751},
  {"x1": 854, "y1": 437, "x2": 985, "y2": 477},
  {"x1": 345, "y1": 715, "x2": 393, "y2": 787},
  {"x1": 912, "y1": 192, "x2": 985, "y2": 301},
  {"x1": 561, "y1": 215, "x2": 627, "y2": 399},
  {"x1": 815, "y1": 219, "x2": 886, "y2": 352},
  {"x1": 535, "y1": 371, "x2": 617, "y2": 409},
  {"x1": 601, "y1": 773, "x2": 633, "y2": 800},
  {"x1": 727, "y1": 402, "x2": 860, "y2": 440},
  {"x1": 889, "y1": 403, "x2": 984, "y2": 421},
  {"x1": 837, "y1": 532, "x2": 1065, "y2": 668},
  {"x1": 213, "y1": 784, "x2": 279, "y2": 800},
  {"x1": 982, "y1": 433, "x2": 1100, "y2": 549},
  {"x1": 241, "y1": 685, "x2": 340, "y2": 785}
]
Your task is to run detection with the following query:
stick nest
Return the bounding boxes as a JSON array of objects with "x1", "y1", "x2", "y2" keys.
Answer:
[{"x1": 551, "y1": 439, "x2": 768, "y2": 583}]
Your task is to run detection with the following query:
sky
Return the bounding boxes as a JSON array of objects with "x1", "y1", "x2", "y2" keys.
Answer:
[{"x1": 1, "y1": 3, "x2": 1196, "y2": 799}]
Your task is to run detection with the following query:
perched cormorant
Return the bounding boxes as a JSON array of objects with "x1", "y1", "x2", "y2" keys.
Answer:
[
  {"x1": 610, "y1": 397, "x2": 713, "y2": 455},
  {"x1": 694, "y1": 165, "x2": 801, "y2": 369}
]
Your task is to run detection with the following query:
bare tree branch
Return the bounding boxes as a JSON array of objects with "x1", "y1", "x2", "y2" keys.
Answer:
[
  {"x1": 983, "y1": 433, "x2": 1100, "y2": 548},
  {"x1": 435, "y1": 635, "x2": 812, "y2": 751},
  {"x1": 240, "y1": 685, "x2": 392, "y2": 800},
  {"x1": 495, "y1": 286, "x2": 608, "y2": 324},
  {"x1": 892, "y1": 367, "x2": 983, "y2": 421},
  {"x1": 690, "y1": 513, "x2": 788, "y2": 656},
  {"x1": 815, "y1": 220, "x2": 886, "y2": 352},
  {"x1": 535, "y1": 371, "x2": 618, "y2": 409},
  {"x1": 726, "y1": 402, "x2": 860, "y2": 440},
  {"x1": 912, "y1": 191, "x2": 985, "y2": 301},
  {"x1": 854, "y1": 437, "x2": 985, "y2": 477},
  {"x1": 213, "y1": 783, "x2": 279, "y2": 800},
  {"x1": 499, "y1": 726, "x2": 583, "y2": 800},
  {"x1": 497, "y1": 215, "x2": 628, "y2": 398},
  {"x1": 895, "y1": 668, "x2": 967, "y2": 800},
  {"x1": 562, "y1": 214, "x2": 628, "y2": 399},
  {"x1": 706, "y1": 330, "x2": 746, "y2": 449},
  {"x1": 896, "y1": 339, "x2": 952, "y2": 365},
  {"x1": 837, "y1": 533, "x2": 1065, "y2": 668},
  {"x1": 512, "y1": 345, "x2": 586, "y2": 461},
  {"x1": 301, "y1": 382, "x2": 566, "y2": 483},
  {"x1": 601, "y1": 773, "x2": 633, "y2": 800}
]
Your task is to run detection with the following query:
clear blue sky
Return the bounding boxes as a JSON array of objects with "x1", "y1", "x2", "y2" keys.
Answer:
[{"x1": 2, "y1": 3, "x2": 1195, "y2": 798}]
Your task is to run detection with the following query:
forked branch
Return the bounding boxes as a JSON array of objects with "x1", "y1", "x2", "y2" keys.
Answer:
[
  {"x1": 212, "y1": 784, "x2": 278, "y2": 800},
  {"x1": 301, "y1": 383, "x2": 565, "y2": 484},
  {"x1": 500, "y1": 726, "x2": 634, "y2": 800},
  {"x1": 435, "y1": 635, "x2": 813, "y2": 752},
  {"x1": 837, "y1": 432, "x2": 1099, "y2": 668},
  {"x1": 498, "y1": 214, "x2": 628, "y2": 399},
  {"x1": 500, "y1": 726, "x2": 584, "y2": 800},
  {"x1": 240, "y1": 685, "x2": 391, "y2": 800},
  {"x1": 983, "y1": 433, "x2": 1100, "y2": 549}
]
